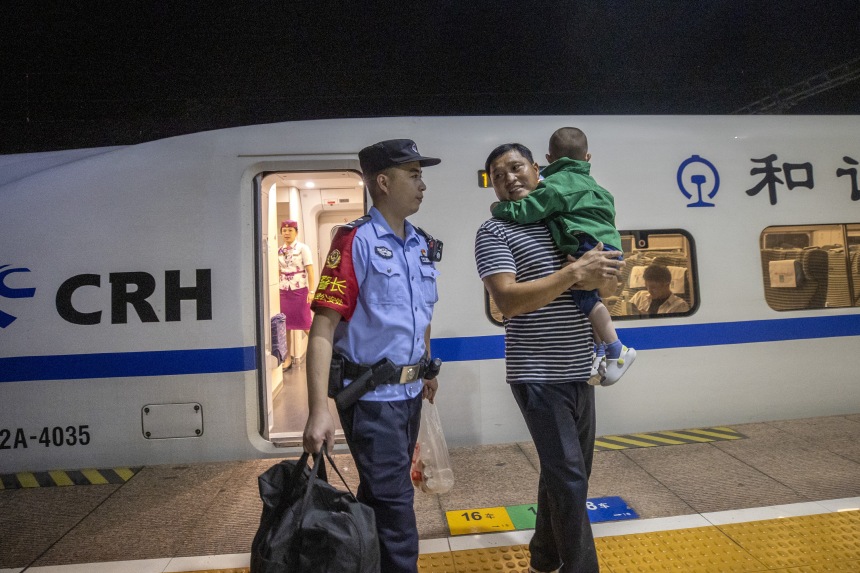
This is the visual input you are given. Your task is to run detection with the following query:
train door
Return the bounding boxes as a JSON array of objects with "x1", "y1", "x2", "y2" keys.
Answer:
[{"x1": 256, "y1": 170, "x2": 365, "y2": 445}]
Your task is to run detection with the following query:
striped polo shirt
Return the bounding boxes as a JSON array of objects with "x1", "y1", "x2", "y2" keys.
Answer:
[{"x1": 475, "y1": 218, "x2": 593, "y2": 384}]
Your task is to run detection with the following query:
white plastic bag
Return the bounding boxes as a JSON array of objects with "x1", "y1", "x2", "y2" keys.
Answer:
[{"x1": 410, "y1": 402, "x2": 454, "y2": 494}]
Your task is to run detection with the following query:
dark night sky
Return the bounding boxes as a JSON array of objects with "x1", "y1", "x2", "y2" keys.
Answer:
[{"x1": 1, "y1": 1, "x2": 859, "y2": 154}]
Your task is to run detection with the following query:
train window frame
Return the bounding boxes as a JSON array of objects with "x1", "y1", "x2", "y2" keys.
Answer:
[
  {"x1": 760, "y1": 223, "x2": 860, "y2": 311},
  {"x1": 484, "y1": 228, "x2": 699, "y2": 326}
]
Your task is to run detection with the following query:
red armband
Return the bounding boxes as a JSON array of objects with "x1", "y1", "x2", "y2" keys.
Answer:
[{"x1": 311, "y1": 226, "x2": 360, "y2": 321}]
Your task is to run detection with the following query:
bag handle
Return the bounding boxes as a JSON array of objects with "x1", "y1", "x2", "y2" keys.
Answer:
[
  {"x1": 266, "y1": 451, "x2": 312, "y2": 521},
  {"x1": 299, "y1": 444, "x2": 357, "y2": 518},
  {"x1": 320, "y1": 444, "x2": 354, "y2": 496}
]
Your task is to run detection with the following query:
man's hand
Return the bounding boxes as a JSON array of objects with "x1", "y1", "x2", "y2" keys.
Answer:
[
  {"x1": 422, "y1": 377, "x2": 438, "y2": 404},
  {"x1": 568, "y1": 242, "x2": 624, "y2": 291},
  {"x1": 303, "y1": 410, "x2": 335, "y2": 454}
]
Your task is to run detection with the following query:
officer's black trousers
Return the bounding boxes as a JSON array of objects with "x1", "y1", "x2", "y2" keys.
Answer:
[{"x1": 338, "y1": 395, "x2": 423, "y2": 573}]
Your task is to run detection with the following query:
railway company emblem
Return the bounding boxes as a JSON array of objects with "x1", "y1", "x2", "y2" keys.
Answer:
[
  {"x1": 0, "y1": 265, "x2": 36, "y2": 328},
  {"x1": 677, "y1": 155, "x2": 720, "y2": 207}
]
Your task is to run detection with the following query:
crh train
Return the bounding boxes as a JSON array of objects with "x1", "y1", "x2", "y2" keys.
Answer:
[{"x1": 1, "y1": 116, "x2": 858, "y2": 473}]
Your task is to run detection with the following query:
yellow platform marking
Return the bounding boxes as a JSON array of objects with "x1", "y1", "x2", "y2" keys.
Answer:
[
  {"x1": 594, "y1": 439, "x2": 629, "y2": 450},
  {"x1": 719, "y1": 512, "x2": 860, "y2": 569},
  {"x1": 80, "y1": 469, "x2": 109, "y2": 485},
  {"x1": 631, "y1": 432, "x2": 686, "y2": 445},
  {"x1": 594, "y1": 427, "x2": 746, "y2": 451},
  {"x1": 1, "y1": 467, "x2": 142, "y2": 489},
  {"x1": 418, "y1": 551, "x2": 456, "y2": 572},
  {"x1": 48, "y1": 470, "x2": 74, "y2": 486},
  {"x1": 600, "y1": 435, "x2": 660, "y2": 448},
  {"x1": 114, "y1": 467, "x2": 136, "y2": 481},
  {"x1": 712, "y1": 426, "x2": 737, "y2": 433},
  {"x1": 162, "y1": 511, "x2": 860, "y2": 572},
  {"x1": 656, "y1": 430, "x2": 717, "y2": 443},
  {"x1": 17, "y1": 472, "x2": 39, "y2": 488},
  {"x1": 445, "y1": 507, "x2": 515, "y2": 535},
  {"x1": 684, "y1": 427, "x2": 744, "y2": 440},
  {"x1": 450, "y1": 544, "x2": 531, "y2": 572}
]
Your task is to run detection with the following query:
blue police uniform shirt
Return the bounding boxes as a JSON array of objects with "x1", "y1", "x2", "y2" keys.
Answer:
[{"x1": 331, "y1": 207, "x2": 439, "y2": 401}]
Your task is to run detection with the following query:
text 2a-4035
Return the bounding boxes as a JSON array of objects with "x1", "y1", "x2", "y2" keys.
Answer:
[{"x1": 0, "y1": 425, "x2": 91, "y2": 450}]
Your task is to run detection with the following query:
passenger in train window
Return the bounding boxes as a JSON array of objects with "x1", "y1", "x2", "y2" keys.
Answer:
[
  {"x1": 490, "y1": 127, "x2": 635, "y2": 387},
  {"x1": 476, "y1": 142, "x2": 625, "y2": 573},
  {"x1": 302, "y1": 139, "x2": 442, "y2": 573},
  {"x1": 629, "y1": 264, "x2": 691, "y2": 316},
  {"x1": 277, "y1": 219, "x2": 315, "y2": 370}
]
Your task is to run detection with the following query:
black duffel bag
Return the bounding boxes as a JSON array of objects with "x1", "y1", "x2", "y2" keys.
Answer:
[{"x1": 250, "y1": 446, "x2": 380, "y2": 573}]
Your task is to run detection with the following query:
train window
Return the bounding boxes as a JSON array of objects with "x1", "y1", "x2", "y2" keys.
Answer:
[
  {"x1": 484, "y1": 229, "x2": 698, "y2": 326},
  {"x1": 760, "y1": 223, "x2": 860, "y2": 311}
]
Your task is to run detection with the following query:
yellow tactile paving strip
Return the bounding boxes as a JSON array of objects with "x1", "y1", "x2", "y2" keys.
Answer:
[{"x1": 181, "y1": 510, "x2": 860, "y2": 573}]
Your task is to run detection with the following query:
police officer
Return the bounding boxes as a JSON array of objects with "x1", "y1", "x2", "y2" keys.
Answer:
[{"x1": 302, "y1": 139, "x2": 441, "y2": 573}]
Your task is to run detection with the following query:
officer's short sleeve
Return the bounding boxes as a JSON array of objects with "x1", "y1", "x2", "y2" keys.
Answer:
[{"x1": 311, "y1": 227, "x2": 360, "y2": 320}]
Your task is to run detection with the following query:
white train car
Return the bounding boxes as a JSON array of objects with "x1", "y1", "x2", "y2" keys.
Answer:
[{"x1": 1, "y1": 116, "x2": 859, "y2": 473}]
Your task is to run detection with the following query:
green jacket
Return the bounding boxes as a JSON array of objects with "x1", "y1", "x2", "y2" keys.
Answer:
[{"x1": 491, "y1": 158, "x2": 621, "y2": 255}]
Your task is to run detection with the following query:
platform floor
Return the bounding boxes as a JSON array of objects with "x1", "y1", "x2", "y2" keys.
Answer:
[{"x1": 1, "y1": 413, "x2": 859, "y2": 572}]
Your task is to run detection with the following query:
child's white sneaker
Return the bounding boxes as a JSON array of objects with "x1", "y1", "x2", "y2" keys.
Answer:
[
  {"x1": 588, "y1": 354, "x2": 605, "y2": 386},
  {"x1": 601, "y1": 346, "x2": 636, "y2": 386}
]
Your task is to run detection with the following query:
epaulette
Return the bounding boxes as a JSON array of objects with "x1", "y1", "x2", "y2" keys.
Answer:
[
  {"x1": 414, "y1": 226, "x2": 443, "y2": 262},
  {"x1": 342, "y1": 215, "x2": 372, "y2": 230}
]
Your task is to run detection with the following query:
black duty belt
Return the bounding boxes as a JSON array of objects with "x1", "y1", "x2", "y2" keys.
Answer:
[{"x1": 343, "y1": 360, "x2": 424, "y2": 384}]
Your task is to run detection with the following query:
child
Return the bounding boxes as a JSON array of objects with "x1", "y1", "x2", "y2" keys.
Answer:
[{"x1": 491, "y1": 127, "x2": 635, "y2": 386}]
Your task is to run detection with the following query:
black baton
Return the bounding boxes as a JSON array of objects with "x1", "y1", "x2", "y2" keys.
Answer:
[{"x1": 334, "y1": 358, "x2": 397, "y2": 410}]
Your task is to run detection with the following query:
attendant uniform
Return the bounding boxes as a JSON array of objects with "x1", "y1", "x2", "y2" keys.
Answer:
[
  {"x1": 312, "y1": 205, "x2": 439, "y2": 573},
  {"x1": 278, "y1": 239, "x2": 314, "y2": 330}
]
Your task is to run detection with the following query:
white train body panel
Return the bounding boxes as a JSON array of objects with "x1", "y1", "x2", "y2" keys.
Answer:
[{"x1": 1, "y1": 116, "x2": 858, "y2": 472}]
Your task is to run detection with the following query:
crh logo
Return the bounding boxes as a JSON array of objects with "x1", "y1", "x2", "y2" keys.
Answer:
[{"x1": 0, "y1": 265, "x2": 36, "y2": 328}]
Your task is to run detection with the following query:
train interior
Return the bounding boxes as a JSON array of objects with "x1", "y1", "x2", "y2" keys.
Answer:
[
  {"x1": 487, "y1": 224, "x2": 860, "y2": 324},
  {"x1": 760, "y1": 224, "x2": 860, "y2": 311},
  {"x1": 487, "y1": 230, "x2": 698, "y2": 325},
  {"x1": 607, "y1": 232, "x2": 696, "y2": 317},
  {"x1": 256, "y1": 170, "x2": 366, "y2": 445}
]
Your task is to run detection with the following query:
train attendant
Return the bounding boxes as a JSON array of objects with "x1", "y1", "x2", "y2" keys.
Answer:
[
  {"x1": 278, "y1": 219, "x2": 315, "y2": 370},
  {"x1": 302, "y1": 139, "x2": 442, "y2": 573},
  {"x1": 475, "y1": 143, "x2": 623, "y2": 573}
]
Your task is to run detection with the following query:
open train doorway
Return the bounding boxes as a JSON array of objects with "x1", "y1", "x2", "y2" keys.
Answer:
[{"x1": 256, "y1": 170, "x2": 366, "y2": 445}]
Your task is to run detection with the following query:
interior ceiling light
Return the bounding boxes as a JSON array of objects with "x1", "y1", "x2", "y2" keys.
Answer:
[{"x1": 305, "y1": 181, "x2": 315, "y2": 188}]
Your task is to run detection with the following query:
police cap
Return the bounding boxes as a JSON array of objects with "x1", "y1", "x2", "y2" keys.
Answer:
[{"x1": 358, "y1": 139, "x2": 441, "y2": 175}]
